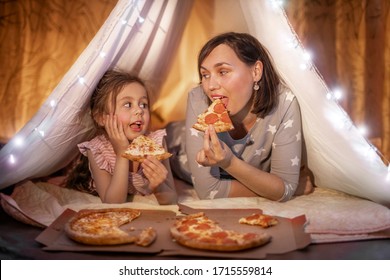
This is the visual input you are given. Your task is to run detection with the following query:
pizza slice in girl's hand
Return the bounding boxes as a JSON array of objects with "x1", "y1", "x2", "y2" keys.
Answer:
[
  {"x1": 193, "y1": 99, "x2": 234, "y2": 133},
  {"x1": 122, "y1": 135, "x2": 172, "y2": 162}
]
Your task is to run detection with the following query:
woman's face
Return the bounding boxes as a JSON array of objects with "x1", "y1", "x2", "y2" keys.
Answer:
[
  {"x1": 199, "y1": 44, "x2": 261, "y2": 117},
  {"x1": 114, "y1": 82, "x2": 150, "y2": 140}
]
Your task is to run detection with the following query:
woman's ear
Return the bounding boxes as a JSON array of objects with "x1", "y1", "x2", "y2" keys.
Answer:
[{"x1": 253, "y1": 60, "x2": 263, "y2": 81}]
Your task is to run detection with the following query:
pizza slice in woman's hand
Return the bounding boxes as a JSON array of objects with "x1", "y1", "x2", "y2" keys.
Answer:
[
  {"x1": 122, "y1": 135, "x2": 172, "y2": 162},
  {"x1": 193, "y1": 99, "x2": 234, "y2": 133}
]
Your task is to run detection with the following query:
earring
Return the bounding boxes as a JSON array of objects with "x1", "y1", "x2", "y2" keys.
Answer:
[{"x1": 253, "y1": 81, "x2": 260, "y2": 91}]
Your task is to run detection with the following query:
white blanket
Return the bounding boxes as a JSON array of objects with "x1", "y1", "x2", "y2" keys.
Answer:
[{"x1": 1, "y1": 180, "x2": 390, "y2": 244}]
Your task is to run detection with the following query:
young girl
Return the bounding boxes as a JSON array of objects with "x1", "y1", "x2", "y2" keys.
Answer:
[{"x1": 66, "y1": 69, "x2": 176, "y2": 205}]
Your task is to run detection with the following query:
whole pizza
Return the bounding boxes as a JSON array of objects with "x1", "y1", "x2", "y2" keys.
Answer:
[{"x1": 170, "y1": 212, "x2": 271, "y2": 252}]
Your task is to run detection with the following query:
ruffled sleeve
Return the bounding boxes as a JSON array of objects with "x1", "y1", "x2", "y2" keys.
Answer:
[{"x1": 77, "y1": 134, "x2": 116, "y2": 174}]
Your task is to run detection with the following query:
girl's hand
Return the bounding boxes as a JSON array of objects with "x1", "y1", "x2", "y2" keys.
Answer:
[
  {"x1": 104, "y1": 114, "x2": 129, "y2": 156},
  {"x1": 141, "y1": 157, "x2": 168, "y2": 191},
  {"x1": 196, "y1": 125, "x2": 233, "y2": 169}
]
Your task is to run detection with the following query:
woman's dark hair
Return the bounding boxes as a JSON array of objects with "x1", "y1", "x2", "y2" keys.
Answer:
[
  {"x1": 63, "y1": 69, "x2": 149, "y2": 194},
  {"x1": 198, "y1": 32, "x2": 283, "y2": 118}
]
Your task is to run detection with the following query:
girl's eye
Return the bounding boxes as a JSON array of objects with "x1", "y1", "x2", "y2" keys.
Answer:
[
  {"x1": 140, "y1": 102, "x2": 148, "y2": 109},
  {"x1": 124, "y1": 102, "x2": 131, "y2": 108}
]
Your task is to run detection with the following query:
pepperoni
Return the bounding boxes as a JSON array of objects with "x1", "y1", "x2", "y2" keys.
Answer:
[
  {"x1": 182, "y1": 219, "x2": 198, "y2": 226},
  {"x1": 243, "y1": 232, "x2": 258, "y2": 240},
  {"x1": 213, "y1": 103, "x2": 226, "y2": 114},
  {"x1": 220, "y1": 112, "x2": 232, "y2": 124},
  {"x1": 211, "y1": 231, "x2": 228, "y2": 239},
  {"x1": 205, "y1": 113, "x2": 219, "y2": 124},
  {"x1": 177, "y1": 225, "x2": 189, "y2": 232},
  {"x1": 195, "y1": 223, "x2": 212, "y2": 230},
  {"x1": 246, "y1": 213, "x2": 260, "y2": 221},
  {"x1": 185, "y1": 232, "x2": 200, "y2": 239}
]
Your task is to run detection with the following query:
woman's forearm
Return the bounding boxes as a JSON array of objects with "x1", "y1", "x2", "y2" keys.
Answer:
[{"x1": 225, "y1": 156, "x2": 285, "y2": 201}]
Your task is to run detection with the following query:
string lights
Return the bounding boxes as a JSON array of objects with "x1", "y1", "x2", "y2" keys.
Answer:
[
  {"x1": 2, "y1": 0, "x2": 389, "y2": 187},
  {"x1": 3, "y1": 0, "x2": 147, "y2": 169},
  {"x1": 268, "y1": 0, "x2": 390, "y2": 178}
]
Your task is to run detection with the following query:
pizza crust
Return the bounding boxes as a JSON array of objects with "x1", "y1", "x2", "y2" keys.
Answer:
[{"x1": 122, "y1": 152, "x2": 172, "y2": 162}]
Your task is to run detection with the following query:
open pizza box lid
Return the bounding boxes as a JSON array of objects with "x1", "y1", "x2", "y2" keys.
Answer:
[{"x1": 35, "y1": 205, "x2": 311, "y2": 259}]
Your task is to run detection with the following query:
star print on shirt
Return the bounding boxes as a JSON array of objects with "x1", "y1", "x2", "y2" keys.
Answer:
[
  {"x1": 255, "y1": 148, "x2": 266, "y2": 156},
  {"x1": 285, "y1": 91, "x2": 295, "y2": 102},
  {"x1": 179, "y1": 155, "x2": 188, "y2": 165},
  {"x1": 296, "y1": 131, "x2": 302, "y2": 142},
  {"x1": 267, "y1": 125, "x2": 277, "y2": 135},
  {"x1": 291, "y1": 156, "x2": 300, "y2": 166},
  {"x1": 283, "y1": 119, "x2": 294, "y2": 129},
  {"x1": 190, "y1": 127, "x2": 200, "y2": 137}
]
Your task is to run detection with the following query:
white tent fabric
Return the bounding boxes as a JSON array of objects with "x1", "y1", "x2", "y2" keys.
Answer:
[
  {"x1": 240, "y1": 0, "x2": 389, "y2": 206},
  {"x1": 0, "y1": 0, "x2": 193, "y2": 187},
  {"x1": 0, "y1": 0, "x2": 389, "y2": 206}
]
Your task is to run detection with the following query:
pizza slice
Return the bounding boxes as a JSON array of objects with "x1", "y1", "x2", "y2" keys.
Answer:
[
  {"x1": 239, "y1": 213, "x2": 278, "y2": 228},
  {"x1": 122, "y1": 135, "x2": 172, "y2": 162},
  {"x1": 193, "y1": 99, "x2": 234, "y2": 133}
]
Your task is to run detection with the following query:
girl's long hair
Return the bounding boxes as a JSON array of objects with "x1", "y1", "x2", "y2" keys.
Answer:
[{"x1": 63, "y1": 70, "x2": 149, "y2": 194}]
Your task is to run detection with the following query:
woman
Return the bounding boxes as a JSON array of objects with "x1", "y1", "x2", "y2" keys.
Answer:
[{"x1": 184, "y1": 32, "x2": 312, "y2": 201}]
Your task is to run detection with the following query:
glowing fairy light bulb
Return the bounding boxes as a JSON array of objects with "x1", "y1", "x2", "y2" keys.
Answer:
[
  {"x1": 14, "y1": 136, "x2": 24, "y2": 147},
  {"x1": 333, "y1": 88, "x2": 343, "y2": 100},
  {"x1": 303, "y1": 51, "x2": 312, "y2": 61},
  {"x1": 78, "y1": 76, "x2": 85, "y2": 85},
  {"x1": 357, "y1": 125, "x2": 367, "y2": 136},
  {"x1": 269, "y1": 0, "x2": 284, "y2": 9},
  {"x1": 99, "y1": 51, "x2": 107, "y2": 58},
  {"x1": 50, "y1": 100, "x2": 56, "y2": 108},
  {"x1": 9, "y1": 154, "x2": 16, "y2": 165},
  {"x1": 138, "y1": 16, "x2": 145, "y2": 23},
  {"x1": 299, "y1": 51, "x2": 312, "y2": 70}
]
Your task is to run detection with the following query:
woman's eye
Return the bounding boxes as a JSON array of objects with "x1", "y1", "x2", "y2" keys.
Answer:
[
  {"x1": 220, "y1": 70, "x2": 228, "y2": 76},
  {"x1": 201, "y1": 73, "x2": 210, "y2": 79}
]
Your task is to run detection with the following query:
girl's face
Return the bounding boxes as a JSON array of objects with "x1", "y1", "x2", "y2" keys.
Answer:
[
  {"x1": 113, "y1": 82, "x2": 150, "y2": 140},
  {"x1": 199, "y1": 44, "x2": 262, "y2": 118}
]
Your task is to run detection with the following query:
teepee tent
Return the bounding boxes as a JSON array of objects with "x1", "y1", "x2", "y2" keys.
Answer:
[{"x1": 0, "y1": 0, "x2": 389, "y2": 206}]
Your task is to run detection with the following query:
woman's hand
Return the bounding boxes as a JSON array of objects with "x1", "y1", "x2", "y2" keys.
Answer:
[
  {"x1": 104, "y1": 114, "x2": 129, "y2": 156},
  {"x1": 141, "y1": 157, "x2": 168, "y2": 191},
  {"x1": 196, "y1": 125, "x2": 233, "y2": 169}
]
